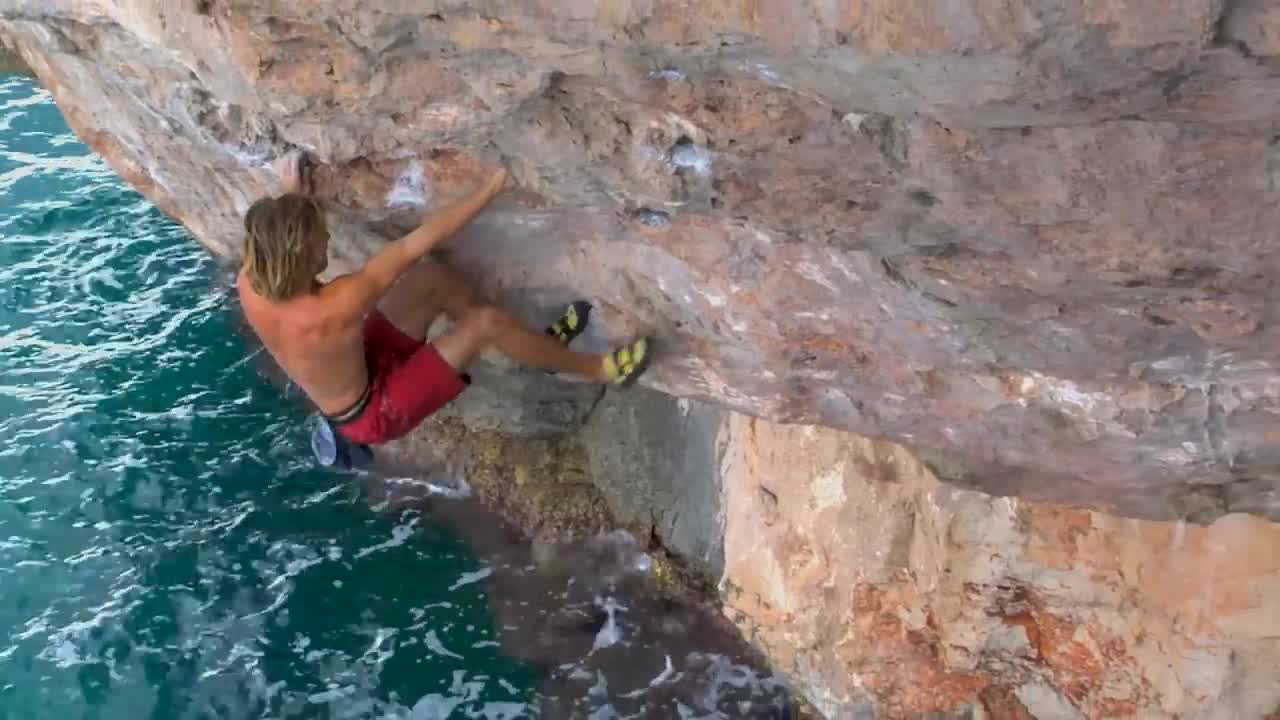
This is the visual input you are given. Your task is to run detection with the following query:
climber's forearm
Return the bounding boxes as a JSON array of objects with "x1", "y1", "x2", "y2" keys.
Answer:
[
  {"x1": 398, "y1": 177, "x2": 504, "y2": 259},
  {"x1": 358, "y1": 168, "x2": 508, "y2": 293}
]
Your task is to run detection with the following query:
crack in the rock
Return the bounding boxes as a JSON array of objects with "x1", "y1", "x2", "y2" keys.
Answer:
[
  {"x1": 1212, "y1": 0, "x2": 1262, "y2": 61},
  {"x1": 879, "y1": 256, "x2": 916, "y2": 290},
  {"x1": 1206, "y1": 383, "x2": 1228, "y2": 468},
  {"x1": 576, "y1": 385, "x2": 610, "y2": 429}
]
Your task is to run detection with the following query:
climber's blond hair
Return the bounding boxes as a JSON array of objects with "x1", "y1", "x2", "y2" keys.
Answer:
[{"x1": 241, "y1": 194, "x2": 328, "y2": 301}]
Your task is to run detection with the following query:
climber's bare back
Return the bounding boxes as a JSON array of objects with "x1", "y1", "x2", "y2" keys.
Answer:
[{"x1": 237, "y1": 272, "x2": 371, "y2": 416}]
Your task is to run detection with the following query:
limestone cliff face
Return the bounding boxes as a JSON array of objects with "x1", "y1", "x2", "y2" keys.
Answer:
[
  {"x1": 716, "y1": 414, "x2": 1280, "y2": 718},
  {"x1": 5, "y1": 2, "x2": 1280, "y2": 717},
  {"x1": 5, "y1": 0, "x2": 1280, "y2": 521}
]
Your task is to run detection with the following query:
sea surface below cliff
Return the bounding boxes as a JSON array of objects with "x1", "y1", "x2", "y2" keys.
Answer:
[
  {"x1": 0, "y1": 72, "x2": 552, "y2": 719},
  {"x1": 0, "y1": 75, "x2": 789, "y2": 719}
]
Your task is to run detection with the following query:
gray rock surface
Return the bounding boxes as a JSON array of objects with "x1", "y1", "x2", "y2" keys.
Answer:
[{"x1": 581, "y1": 387, "x2": 726, "y2": 576}]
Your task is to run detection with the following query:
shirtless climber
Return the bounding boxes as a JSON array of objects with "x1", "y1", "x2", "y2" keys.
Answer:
[{"x1": 236, "y1": 152, "x2": 651, "y2": 446}]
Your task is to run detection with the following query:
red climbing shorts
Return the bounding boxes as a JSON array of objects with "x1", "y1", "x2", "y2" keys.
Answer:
[{"x1": 328, "y1": 311, "x2": 469, "y2": 445}]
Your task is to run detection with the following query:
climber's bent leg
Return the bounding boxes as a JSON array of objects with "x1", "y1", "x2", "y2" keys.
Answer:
[
  {"x1": 333, "y1": 302, "x2": 657, "y2": 445},
  {"x1": 434, "y1": 305, "x2": 608, "y2": 379},
  {"x1": 377, "y1": 259, "x2": 479, "y2": 342}
]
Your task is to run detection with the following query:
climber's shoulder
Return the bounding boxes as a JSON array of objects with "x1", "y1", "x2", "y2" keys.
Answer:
[
  {"x1": 235, "y1": 271, "x2": 350, "y2": 335},
  {"x1": 315, "y1": 270, "x2": 383, "y2": 320}
]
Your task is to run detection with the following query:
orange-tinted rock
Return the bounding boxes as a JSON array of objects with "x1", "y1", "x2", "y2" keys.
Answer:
[
  {"x1": 719, "y1": 415, "x2": 1280, "y2": 718},
  {"x1": 981, "y1": 685, "x2": 1035, "y2": 720}
]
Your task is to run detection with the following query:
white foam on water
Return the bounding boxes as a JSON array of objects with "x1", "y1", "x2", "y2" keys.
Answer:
[
  {"x1": 269, "y1": 555, "x2": 324, "y2": 589},
  {"x1": 622, "y1": 655, "x2": 678, "y2": 699},
  {"x1": 242, "y1": 583, "x2": 290, "y2": 620},
  {"x1": 403, "y1": 674, "x2": 489, "y2": 720},
  {"x1": 2, "y1": 88, "x2": 53, "y2": 109},
  {"x1": 411, "y1": 694, "x2": 460, "y2": 720},
  {"x1": 591, "y1": 596, "x2": 626, "y2": 652},
  {"x1": 478, "y1": 702, "x2": 529, "y2": 719},
  {"x1": 303, "y1": 483, "x2": 347, "y2": 506},
  {"x1": 423, "y1": 630, "x2": 464, "y2": 660},
  {"x1": 425, "y1": 477, "x2": 472, "y2": 498},
  {"x1": 49, "y1": 639, "x2": 82, "y2": 668},
  {"x1": 64, "y1": 544, "x2": 108, "y2": 565},
  {"x1": 307, "y1": 686, "x2": 354, "y2": 704},
  {"x1": 448, "y1": 566, "x2": 493, "y2": 592},
  {"x1": 15, "y1": 612, "x2": 51, "y2": 641},
  {"x1": 383, "y1": 474, "x2": 473, "y2": 499},
  {"x1": 588, "y1": 671, "x2": 609, "y2": 701},
  {"x1": 354, "y1": 516, "x2": 419, "y2": 559},
  {"x1": 651, "y1": 655, "x2": 676, "y2": 686},
  {"x1": 361, "y1": 627, "x2": 397, "y2": 666},
  {"x1": 208, "y1": 504, "x2": 254, "y2": 534}
]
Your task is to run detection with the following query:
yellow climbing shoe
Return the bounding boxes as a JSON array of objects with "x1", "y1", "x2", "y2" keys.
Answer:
[
  {"x1": 603, "y1": 337, "x2": 653, "y2": 387},
  {"x1": 546, "y1": 300, "x2": 593, "y2": 345}
]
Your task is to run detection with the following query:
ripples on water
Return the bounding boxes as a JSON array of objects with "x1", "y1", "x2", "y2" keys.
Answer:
[{"x1": 0, "y1": 76, "x2": 790, "y2": 719}]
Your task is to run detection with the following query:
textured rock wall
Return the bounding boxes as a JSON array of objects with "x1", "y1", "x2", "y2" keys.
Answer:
[
  {"x1": 581, "y1": 385, "x2": 728, "y2": 575},
  {"x1": 543, "y1": 387, "x2": 1280, "y2": 718},
  {"x1": 5, "y1": 1, "x2": 1280, "y2": 520},
  {"x1": 718, "y1": 414, "x2": 1280, "y2": 719},
  {"x1": 6, "y1": 2, "x2": 1280, "y2": 716}
]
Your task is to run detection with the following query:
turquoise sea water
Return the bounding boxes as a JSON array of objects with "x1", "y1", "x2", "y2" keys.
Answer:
[
  {"x1": 0, "y1": 75, "x2": 536, "y2": 718},
  {"x1": 0, "y1": 75, "x2": 792, "y2": 719}
]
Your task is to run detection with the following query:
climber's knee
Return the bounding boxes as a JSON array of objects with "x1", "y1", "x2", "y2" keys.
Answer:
[
  {"x1": 461, "y1": 305, "x2": 511, "y2": 341},
  {"x1": 433, "y1": 305, "x2": 507, "y2": 370}
]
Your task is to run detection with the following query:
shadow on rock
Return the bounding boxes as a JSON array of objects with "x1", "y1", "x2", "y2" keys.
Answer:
[{"x1": 359, "y1": 469, "x2": 796, "y2": 719}]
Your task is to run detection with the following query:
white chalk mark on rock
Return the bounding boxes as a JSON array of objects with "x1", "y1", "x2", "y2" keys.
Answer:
[{"x1": 387, "y1": 159, "x2": 428, "y2": 207}]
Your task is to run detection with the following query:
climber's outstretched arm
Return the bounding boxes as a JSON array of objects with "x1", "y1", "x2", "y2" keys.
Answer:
[{"x1": 326, "y1": 167, "x2": 508, "y2": 319}]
